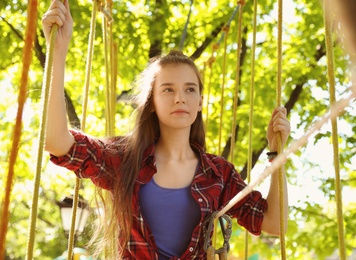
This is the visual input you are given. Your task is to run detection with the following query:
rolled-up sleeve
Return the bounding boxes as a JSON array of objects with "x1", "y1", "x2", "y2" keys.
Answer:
[
  {"x1": 50, "y1": 130, "x2": 114, "y2": 190},
  {"x1": 221, "y1": 165, "x2": 268, "y2": 236},
  {"x1": 233, "y1": 188, "x2": 268, "y2": 236}
]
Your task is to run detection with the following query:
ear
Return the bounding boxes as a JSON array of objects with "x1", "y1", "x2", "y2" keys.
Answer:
[
  {"x1": 148, "y1": 92, "x2": 155, "y2": 112},
  {"x1": 198, "y1": 95, "x2": 203, "y2": 112},
  {"x1": 150, "y1": 104, "x2": 155, "y2": 112}
]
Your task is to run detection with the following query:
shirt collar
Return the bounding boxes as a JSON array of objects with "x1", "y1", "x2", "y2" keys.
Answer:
[
  {"x1": 190, "y1": 142, "x2": 222, "y2": 178},
  {"x1": 142, "y1": 143, "x2": 156, "y2": 163},
  {"x1": 141, "y1": 142, "x2": 222, "y2": 178}
]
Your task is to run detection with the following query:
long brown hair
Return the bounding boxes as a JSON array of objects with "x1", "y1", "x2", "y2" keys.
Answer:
[{"x1": 91, "y1": 50, "x2": 205, "y2": 258}]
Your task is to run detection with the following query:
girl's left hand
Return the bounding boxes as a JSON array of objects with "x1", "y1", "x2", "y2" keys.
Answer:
[{"x1": 266, "y1": 107, "x2": 291, "y2": 151}]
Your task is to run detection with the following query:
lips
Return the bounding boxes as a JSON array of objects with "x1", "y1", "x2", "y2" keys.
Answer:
[{"x1": 171, "y1": 109, "x2": 189, "y2": 115}]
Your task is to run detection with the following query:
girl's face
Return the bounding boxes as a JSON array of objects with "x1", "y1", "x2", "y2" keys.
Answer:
[{"x1": 152, "y1": 63, "x2": 202, "y2": 131}]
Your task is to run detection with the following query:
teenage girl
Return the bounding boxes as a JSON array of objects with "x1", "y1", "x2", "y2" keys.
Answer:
[{"x1": 42, "y1": 0, "x2": 290, "y2": 259}]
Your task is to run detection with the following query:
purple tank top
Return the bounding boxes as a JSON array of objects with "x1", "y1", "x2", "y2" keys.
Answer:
[{"x1": 139, "y1": 178, "x2": 201, "y2": 259}]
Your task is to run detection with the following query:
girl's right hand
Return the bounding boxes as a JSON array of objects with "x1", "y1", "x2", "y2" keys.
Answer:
[{"x1": 42, "y1": 0, "x2": 73, "y2": 52}]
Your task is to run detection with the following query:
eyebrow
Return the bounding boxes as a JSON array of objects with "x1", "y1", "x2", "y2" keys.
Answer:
[{"x1": 159, "y1": 82, "x2": 198, "y2": 87}]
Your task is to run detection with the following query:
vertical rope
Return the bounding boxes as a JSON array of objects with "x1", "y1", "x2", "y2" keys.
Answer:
[
  {"x1": 244, "y1": 0, "x2": 256, "y2": 258},
  {"x1": 276, "y1": 0, "x2": 286, "y2": 258},
  {"x1": 81, "y1": 0, "x2": 97, "y2": 132},
  {"x1": 211, "y1": 4, "x2": 241, "y2": 250},
  {"x1": 25, "y1": 0, "x2": 56, "y2": 258},
  {"x1": 215, "y1": 89, "x2": 355, "y2": 219},
  {"x1": 107, "y1": 0, "x2": 118, "y2": 256},
  {"x1": 204, "y1": 5, "x2": 239, "y2": 135},
  {"x1": 216, "y1": 5, "x2": 240, "y2": 155},
  {"x1": 217, "y1": 26, "x2": 230, "y2": 156},
  {"x1": 230, "y1": 1, "x2": 245, "y2": 162},
  {"x1": 99, "y1": 2, "x2": 117, "y2": 258},
  {"x1": 204, "y1": 48, "x2": 217, "y2": 132},
  {"x1": 205, "y1": 5, "x2": 240, "y2": 249},
  {"x1": 323, "y1": 1, "x2": 346, "y2": 259},
  {"x1": 108, "y1": 0, "x2": 116, "y2": 137},
  {"x1": 66, "y1": 1, "x2": 98, "y2": 258},
  {"x1": 112, "y1": 43, "x2": 118, "y2": 122},
  {"x1": 101, "y1": 1, "x2": 112, "y2": 136},
  {"x1": 201, "y1": 61, "x2": 207, "y2": 125},
  {"x1": 247, "y1": 0, "x2": 257, "y2": 183},
  {"x1": 276, "y1": 1, "x2": 283, "y2": 107},
  {"x1": 66, "y1": 179, "x2": 81, "y2": 259},
  {"x1": 0, "y1": 0, "x2": 38, "y2": 258}
]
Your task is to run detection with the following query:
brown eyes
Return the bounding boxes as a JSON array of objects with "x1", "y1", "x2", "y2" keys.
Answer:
[{"x1": 162, "y1": 87, "x2": 197, "y2": 93}]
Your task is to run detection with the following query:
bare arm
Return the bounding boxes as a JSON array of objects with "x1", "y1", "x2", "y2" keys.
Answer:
[
  {"x1": 261, "y1": 107, "x2": 290, "y2": 235},
  {"x1": 42, "y1": 0, "x2": 75, "y2": 156}
]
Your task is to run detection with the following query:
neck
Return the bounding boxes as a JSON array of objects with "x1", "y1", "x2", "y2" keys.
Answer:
[{"x1": 155, "y1": 128, "x2": 194, "y2": 160}]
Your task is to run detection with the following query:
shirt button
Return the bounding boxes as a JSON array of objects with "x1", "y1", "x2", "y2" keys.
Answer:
[
  {"x1": 189, "y1": 247, "x2": 194, "y2": 252},
  {"x1": 198, "y1": 198, "x2": 203, "y2": 202}
]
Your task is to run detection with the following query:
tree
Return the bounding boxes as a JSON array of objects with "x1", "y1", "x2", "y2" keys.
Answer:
[{"x1": 1, "y1": 0, "x2": 355, "y2": 259}]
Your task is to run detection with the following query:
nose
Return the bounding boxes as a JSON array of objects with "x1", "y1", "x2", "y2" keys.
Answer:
[{"x1": 174, "y1": 90, "x2": 186, "y2": 104}]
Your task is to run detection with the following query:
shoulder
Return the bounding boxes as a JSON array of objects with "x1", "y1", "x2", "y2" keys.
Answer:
[
  {"x1": 67, "y1": 129, "x2": 130, "y2": 163},
  {"x1": 203, "y1": 152, "x2": 233, "y2": 169},
  {"x1": 71, "y1": 128, "x2": 124, "y2": 146},
  {"x1": 200, "y1": 152, "x2": 237, "y2": 180},
  {"x1": 190, "y1": 142, "x2": 239, "y2": 180}
]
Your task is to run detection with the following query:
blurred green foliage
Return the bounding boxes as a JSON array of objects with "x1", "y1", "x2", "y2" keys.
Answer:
[{"x1": 1, "y1": 0, "x2": 355, "y2": 259}]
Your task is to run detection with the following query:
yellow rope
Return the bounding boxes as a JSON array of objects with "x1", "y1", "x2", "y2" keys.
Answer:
[
  {"x1": 66, "y1": 178, "x2": 81, "y2": 259},
  {"x1": 81, "y1": 0, "x2": 98, "y2": 132},
  {"x1": 230, "y1": 0, "x2": 245, "y2": 161},
  {"x1": 0, "y1": 0, "x2": 38, "y2": 258},
  {"x1": 276, "y1": 0, "x2": 286, "y2": 258},
  {"x1": 66, "y1": 1, "x2": 98, "y2": 258},
  {"x1": 210, "y1": 4, "x2": 242, "y2": 252},
  {"x1": 217, "y1": 26, "x2": 229, "y2": 156},
  {"x1": 204, "y1": 3, "x2": 241, "y2": 253},
  {"x1": 207, "y1": 246, "x2": 215, "y2": 260},
  {"x1": 102, "y1": 7, "x2": 112, "y2": 136},
  {"x1": 99, "y1": 1, "x2": 119, "y2": 257},
  {"x1": 204, "y1": 5, "x2": 239, "y2": 134},
  {"x1": 216, "y1": 88, "x2": 355, "y2": 219},
  {"x1": 110, "y1": 41, "x2": 117, "y2": 136},
  {"x1": 323, "y1": 1, "x2": 346, "y2": 259},
  {"x1": 204, "y1": 53, "x2": 217, "y2": 132},
  {"x1": 211, "y1": 27, "x2": 230, "y2": 249},
  {"x1": 25, "y1": 1, "x2": 56, "y2": 258},
  {"x1": 244, "y1": 0, "x2": 256, "y2": 258},
  {"x1": 276, "y1": 0, "x2": 283, "y2": 107},
  {"x1": 108, "y1": 0, "x2": 116, "y2": 137},
  {"x1": 98, "y1": 0, "x2": 115, "y2": 137},
  {"x1": 107, "y1": 0, "x2": 118, "y2": 256}
]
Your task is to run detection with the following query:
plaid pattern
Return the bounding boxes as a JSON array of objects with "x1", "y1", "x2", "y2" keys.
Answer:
[{"x1": 50, "y1": 130, "x2": 267, "y2": 259}]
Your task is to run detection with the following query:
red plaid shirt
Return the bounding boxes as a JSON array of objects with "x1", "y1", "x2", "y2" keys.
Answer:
[{"x1": 50, "y1": 130, "x2": 268, "y2": 259}]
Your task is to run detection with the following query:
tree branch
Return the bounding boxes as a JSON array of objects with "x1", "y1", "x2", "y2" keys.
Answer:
[
  {"x1": 18, "y1": 201, "x2": 56, "y2": 228},
  {"x1": 35, "y1": 30, "x2": 46, "y2": 68},
  {"x1": 221, "y1": 27, "x2": 248, "y2": 160},
  {"x1": 0, "y1": 16, "x2": 23, "y2": 40},
  {"x1": 190, "y1": 22, "x2": 225, "y2": 60},
  {"x1": 64, "y1": 91, "x2": 81, "y2": 129},
  {"x1": 34, "y1": 31, "x2": 81, "y2": 128},
  {"x1": 291, "y1": 206, "x2": 333, "y2": 222},
  {"x1": 148, "y1": 0, "x2": 166, "y2": 59},
  {"x1": 237, "y1": 44, "x2": 326, "y2": 180}
]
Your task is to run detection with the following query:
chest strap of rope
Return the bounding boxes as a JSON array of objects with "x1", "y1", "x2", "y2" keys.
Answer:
[{"x1": 203, "y1": 211, "x2": 232, "y2": 260}]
